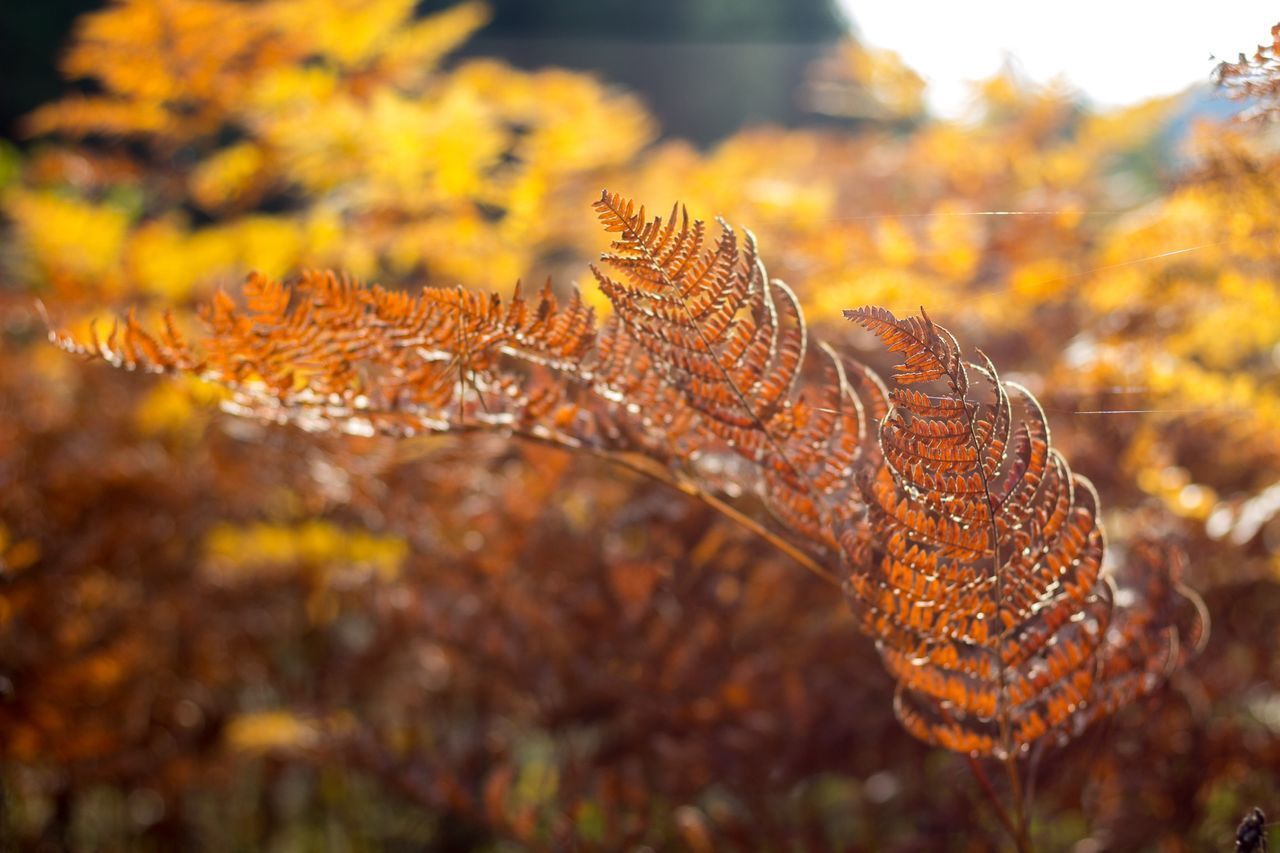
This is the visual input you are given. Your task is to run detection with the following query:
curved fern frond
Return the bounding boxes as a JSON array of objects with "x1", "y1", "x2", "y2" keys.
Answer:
[
  {"x1": 50, "y1": 194, "x2": 1203, "y2": 761},
  {"x1": 54, "y1": 192, "x2": 879, "y2": 575},
  {"x1": 843, "y1": 305, "x2": 1204, "y2": 757},
  {"x1": 590, "y1": 190, "x2": 874, "y2": 555}
]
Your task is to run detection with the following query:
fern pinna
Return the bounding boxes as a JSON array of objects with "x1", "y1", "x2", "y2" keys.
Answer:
[{"x1": 53, "y1": 191, "x2": 1202, "y2": 765}]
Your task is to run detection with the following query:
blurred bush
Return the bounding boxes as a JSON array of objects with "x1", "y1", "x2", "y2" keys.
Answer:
[{"x1": 2, "y1": 0, "x2": 1279, "y2": 848}]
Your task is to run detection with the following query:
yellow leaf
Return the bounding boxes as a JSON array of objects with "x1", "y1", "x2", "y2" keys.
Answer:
[{"x1": 226, "y1": 711, "x2": 320, "y2": 752}]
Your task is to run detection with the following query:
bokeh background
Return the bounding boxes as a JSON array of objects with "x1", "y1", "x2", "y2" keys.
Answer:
[{"x1": 2, "y1": 1, "x2": 1280, "y2": 849}]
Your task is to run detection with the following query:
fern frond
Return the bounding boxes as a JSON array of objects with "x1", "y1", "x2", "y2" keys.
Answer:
[
  {"x1": 54, "y1": 270, "x2": 601, "y2": 440},
  {"x1": 843, "y1": 305, "x2": 965, "y2": 391},
  {"x1": 51, "y1": 195, "x2": 1202, "y2": 760},
  {"x1": 844, "y1": 305, "x2": 1204, "y2": 757},
  {"x1": 591, "y1": 190, "x2": 873, "y2": 554},
  {"x1": 55, "y1": 194, "x2": 880, "y2": 571}
]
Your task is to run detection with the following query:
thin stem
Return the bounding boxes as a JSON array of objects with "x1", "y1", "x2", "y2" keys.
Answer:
[
  {"x1": 1003, "y1": 755, "x2": 1030, "y2": 852},
  {"x1": 940, "y1": 350, "x2": 1029, "y2": 852},
  {"x1": 966, "y1": 756, "x2": 1020, "y2": 844},
  {"x1": 435, "y1": 422, "x2": 842, "y2": 589},
  {"x1": 597, "y1": 449, "x2": 842, "y2": 589}
]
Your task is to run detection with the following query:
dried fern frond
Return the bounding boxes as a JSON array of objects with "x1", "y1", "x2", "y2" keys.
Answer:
[
  {"x1": 55, "y1": 270, "x2": 598, "y2": 441},
  {"x1": 51, "y1": 193, "x2": 1202, "y2": 760},
  {"x1": 843, "y1": 305, "x2": 1205, "y2": 757},
  {"x1": 53, "y1": 192, "x2": 879, "y2": 571},
  {"x1": 590, "y1": 191, "x2": 876, "y2": 553}
]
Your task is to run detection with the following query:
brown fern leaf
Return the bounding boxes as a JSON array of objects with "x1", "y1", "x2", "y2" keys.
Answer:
[
  {"x1": 1087, "y1": 539, "x2": 1207, "y2": 721},
  {"x1": 842, "y1": 305, "x2": 1203, "y2": 757},
  {"x1": 51, "y1": 196, "x2": 1202, "y2": 759},
  {"x1": 54, "y1": 193, "x2": 880, "y2": 567},
  {"x1": 54, "y1": 269, "x2": 600, "y2": 441},
  {"x1": 590, "y1": 190, "x2": 874, "y2": 553}
]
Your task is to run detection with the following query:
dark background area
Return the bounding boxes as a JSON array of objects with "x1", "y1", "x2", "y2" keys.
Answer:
[
  {"x1": 0, "y1": 0, "x2": 102, "y2": 140},
  {"x1": 2, "y1": 0, "x2": 852, "y2": 143}
]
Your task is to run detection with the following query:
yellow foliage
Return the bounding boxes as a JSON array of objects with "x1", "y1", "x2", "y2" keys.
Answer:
[
  {"x1": 132, "y1": 376, "x2": 224, "y2": 436},
  {"x1": 10, "y1": 0, "x2": 1280, "y2": 604},
  {"x1": 373, "y1": 1, "x2": 490, "y2": 83},
  {"x1": 270, "y1": 0, "x2": 421, "y2": 68},
  {"x1": 451, "y1": 62, "x2": 654, "y2": 173},
  {"x1": 1171, "y1": 270, "x2": 1280, "y2": 368},
  {"x1": 226, "y1": 711, "x2": 320, "y2": 752},
  {"x1": 202, "y1": 520, "x2": 408, "y2": 583},
  {"x1": 189, "y1": 142, "x2": 267, "y2": 211},
  {"x1": 1010, "y1": 258, "x2": 1072, "y2": 300},
  {"x1": 124, "y1": 215, "x2": 306, "y2": 298},
  {"x1": 29, "y1": 0, "x2": 288, "y2": 139},
  {"x1": 925, "y1": 202, "x2": 982, "y2": 280},
  {"x1": 246, "y1": 65, "x2": 341, "y2": 113},
  {"x1": 12, "y1": 0, "x2": 650, "y2": 302},
  {"x1": 4, "y1": 191, "x2": 131, "y2": 294},
  {"x1": 261, "y1": 87, "x2": 505, "y2": 207},
  {"x1": 1075, "y1": 95, "x2": 1179, "y2": 152},
  {"x1": 23, "y1": 96, "x2": 170, "y2": 138},
  {"x1": 873, "y1": 219, "x2": 918, "y2": 268},
  {"x1": 804, "y1": 40, "x2": 925, "y2": 121},
  {"x1": 1066, "y1": 128, "x2": 1280, "y2": 492}
]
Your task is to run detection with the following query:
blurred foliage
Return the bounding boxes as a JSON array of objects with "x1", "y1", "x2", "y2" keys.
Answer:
[
  {"x1": 1, "y1": 0, "x2": 1279, "y2": 849},
  {"x1": 1216, "y1": 23, "x2": 1280, "y2": 122},
  {"x1": 11, "y1": 0, "x2": 653, "y2": 299}
]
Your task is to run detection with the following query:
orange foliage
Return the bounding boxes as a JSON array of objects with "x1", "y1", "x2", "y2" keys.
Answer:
[
  {"x1": 4, "y1": 2, "x2": 1280, "y2": 849},
  {"x1": 56, "y1": 194, "x2": 1205, "y2": 781}
]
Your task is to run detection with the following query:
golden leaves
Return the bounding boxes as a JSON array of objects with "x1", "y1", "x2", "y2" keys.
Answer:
[
  {"x1": 203, "y1": 520, "x2": 407, "y2": 583},
  {"x1": 5, "y1": 191, "x2": 133, "y2": 295},
  {"x1": 12, "y1": 0, "x2": 652, "y2": 303}
]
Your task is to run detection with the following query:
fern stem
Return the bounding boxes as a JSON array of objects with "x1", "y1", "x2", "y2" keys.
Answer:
[
  {"x1": 607, "y1": 451, "x2": 843, "y2": 589},
  {"x1": 965, "y1": 756, "x2": 1020, "y2": 846},
  {"x1": 439, "y1": 422, "x2": 843, "y2": 589},
  {"x1": 943, "y1": 346, "x2": 1029, "y2": 852},
  {"x1": 1003, "y1": 755, "x2": 1030, "y2": 852}
]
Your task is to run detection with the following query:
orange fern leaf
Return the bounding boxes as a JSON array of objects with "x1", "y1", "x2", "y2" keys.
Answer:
[
  {"x1": 590, "y1": 190, "x2": 876, "y2": 554},
  {"x1": 843, "y1": 305, "x2": 1204, "y2": 757},
  {"x1": 54, "y1": 193, "x2": 881, "y2": 574},
  {"x1": 51, "y1": 195, "x2": 1203, "y2": 759},
  {"x1": 54, "y1": 269, "x2": 600, "y2": 439},
  {"x1": 1215, "y1": 22, "x2": 1280, "y2": 120}
]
